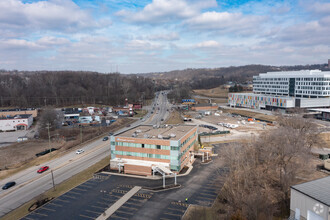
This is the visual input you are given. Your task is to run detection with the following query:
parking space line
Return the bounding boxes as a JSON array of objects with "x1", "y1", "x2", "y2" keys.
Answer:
[
  {"x1": 91, "y1": 205, "x2": 106, "y2": 210},
  {"x1": 73, "y1": 187, "x2": 87, "y2": 192},
  {"x1": 115, "y1": 210, "x2": 133, "y2": 215},
  {"x1": 121, "y1": 205, "x2": 138, "y2": 210},
  {"x1": 97, "y1": 201, "x2": 111, "y2": 206},
  {"x1": 167, "y1": 207, "x2": 185, "y2": 213},
  {"x1": 33, "y1": 211, "x2": 48, "y2": 217},
  {"x1": 56, "y1": 198, "x2": 69, "y2": 203},
  {"x1": 67, "y1": 190, "x2": 81, "y2": 195},
  {"x1": 200, "y1": 192, "x2": 217, "y2": 196},
  {"x1": 48, "y1": 202, "x2": 62, "y2": 207},
  {"x1": 125, "y1": 201, "x2": 143, "y2": 207},
  {"x1": 196, "y1": 196, "x2": 214, "y2": 201},
  {"x1": 86, "y1": 209, "x2": 103, "y2": 215},
  {"x1": 79, "y1": 185, "x2": 92, "y2": 189},
  {"x1": 39, "y1": 207, "x2": 56, "y2": 212},
  {"x1": 111, "y1": 215, "x2": 128, "y2": 220},
  {"x1": 62, "y1": 194, "x2": 76, "y2": 199},
  {"x1": 164, "y1": 212, "x2": 182, "y2": 217},
  {"x1": 79, "y1": 214, "x2": 95, "y2": 219}
]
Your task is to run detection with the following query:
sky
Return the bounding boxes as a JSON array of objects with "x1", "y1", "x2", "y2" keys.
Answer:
[{"x1": 0, "y1": 0, "x2": 329, "y2": 73}]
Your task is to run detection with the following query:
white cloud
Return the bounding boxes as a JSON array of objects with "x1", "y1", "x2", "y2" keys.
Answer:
[
  {"x1": 195, "y1": 40, "x2": 220, "y2": 48},
  {"x1": 116, "y1": 0, "x2": 217, "y2": 24},
  {"x1": 0, "y1": 0, "x2": 110, "y2": 35},
  {"x1": 147, "y1": 32, "x2": 179, "y2": 41},
  {"x1": 185, "y1": 11, "x2": 265, "y2": 35}
]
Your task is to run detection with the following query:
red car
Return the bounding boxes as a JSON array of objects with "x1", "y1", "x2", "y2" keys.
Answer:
[{"x1": 37, "y1": 166, "x2": 49, "y2": 173}]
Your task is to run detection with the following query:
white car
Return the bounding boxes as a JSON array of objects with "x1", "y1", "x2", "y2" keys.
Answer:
[{"x1": 76, "y1": 149, "x2": 84, "y2": 154}]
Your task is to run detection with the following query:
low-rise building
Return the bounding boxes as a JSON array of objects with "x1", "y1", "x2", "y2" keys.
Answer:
[
  {"x1": 0, "y1": 114, "x2": 33, "y2": 131},
  {"x1": 191, "y1": 103, "x2": 218, "y2": 111},
  {"x1": 110, "y1": 124, "x2": 198, "y2": 175},
  {"x1": 0, "y1": 108, "x2": 37, "y2": 118},
  {"x1": 290, "y1": 176, "x2": 330, "y2": 220}
]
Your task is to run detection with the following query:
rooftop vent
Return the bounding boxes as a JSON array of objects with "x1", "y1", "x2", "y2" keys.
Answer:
[
  {"x1": 136, "y1": 129, "x2": 142, "y2": 133},
  {"x1": 157, "y1": 134, "x2": 163, "y2": 139},
  {"x1": 132, "y1": 133, "x2": 137, "y2": 137},
  {"x1": 170, "y1": 133, "x2": 176, "y2": 138}
]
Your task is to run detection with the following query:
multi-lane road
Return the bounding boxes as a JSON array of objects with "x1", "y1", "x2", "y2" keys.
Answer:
[{"x1": 0, "y1": 91, "x2": 171, "y2": 217}]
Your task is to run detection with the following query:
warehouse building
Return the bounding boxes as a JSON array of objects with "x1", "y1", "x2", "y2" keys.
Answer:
[
  {"x1": 290, "y1": 176, "x2": 330, "y2": 220},
  {"x1": 0, "y1": 108, "x2": 37, "y2": 118},
  {"x1": 110, "y1": 124, "x2": 198, "y2": 176},
  {"x1": 0, "y1": 114, "x2": 33, "y2": 131},
  {"x1": 229, "y1": 70, "x2": 330, "y2": 110}
]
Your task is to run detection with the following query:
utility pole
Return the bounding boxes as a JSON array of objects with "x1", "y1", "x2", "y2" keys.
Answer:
[
  {"x1": 51, "y1": 170, "x2": 55, "y2": 191},
  {"x1": 80, "y1": 125, "x2": 83, "y2": 143},
  {"x1": 46, "y1": 123, "x2": 51, "y2": 152}
]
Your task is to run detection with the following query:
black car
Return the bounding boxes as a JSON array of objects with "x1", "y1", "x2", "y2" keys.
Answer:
[
  {"x1": 103, "y1": 137, "x2": 109, "y2": 141},
  {"x1": 2, "y1": 181, "x2": 16, "y2": 190}
]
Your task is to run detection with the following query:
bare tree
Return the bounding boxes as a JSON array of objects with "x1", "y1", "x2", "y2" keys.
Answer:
[{"x1": 220, "y1": 116, "x2": 322, "y2": 219}]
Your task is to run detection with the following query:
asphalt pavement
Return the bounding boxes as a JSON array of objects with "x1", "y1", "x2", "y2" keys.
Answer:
[
  {"x1": 0, "y1": 91, "x2": 171, "y2": 218},
  {"x1": 22, "y1": 143, "x2": 229, "y2": 220}
]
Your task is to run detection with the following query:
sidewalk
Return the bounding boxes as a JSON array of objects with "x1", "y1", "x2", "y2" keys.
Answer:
[{"x1": 96, "y1": 186, "x2": 142, "y2": 220}]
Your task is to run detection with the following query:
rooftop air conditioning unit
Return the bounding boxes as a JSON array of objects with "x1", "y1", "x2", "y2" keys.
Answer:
[
  {"x1": 136, "y1": 129, "x2": 142, "y2": 133},
  {"x1": 170, "y1": 133, "x2": 176, "y2": 138},
  {"x1": 157, "y1": 134, "x2": 163, "y2": 139},
  {"x1": 132, "y1": 133, "x2": 137, "y2": 137}
]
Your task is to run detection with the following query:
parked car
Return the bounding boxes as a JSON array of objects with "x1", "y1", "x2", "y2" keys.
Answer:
[
  {"x1": 103, "y1": 137, "x2": 109, "y2": 141},
  {"x1": 2, "y1": 181, "x2": 16, "y2": 190},
  {"x1": 76, "y1": 149, "x2": 84, "y2": 154},
  {"x1": 37, "y1": 166, "x2": 49, "y2": 173},
  {"x1": 108, "y1": 132, "x2": 114, "y2": 136}
]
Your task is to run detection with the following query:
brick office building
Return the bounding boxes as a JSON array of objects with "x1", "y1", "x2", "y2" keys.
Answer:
[{"x1": 110, "y1": 125, "x2": 198, "y2": 176}]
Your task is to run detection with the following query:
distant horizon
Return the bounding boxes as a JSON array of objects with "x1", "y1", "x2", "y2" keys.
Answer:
[
  {"x1": 0, "y1": 0, "x2": 329, "y2": 73},
  {"x1": 0, "y1": 61, "x2": 328, "y2": 75}
]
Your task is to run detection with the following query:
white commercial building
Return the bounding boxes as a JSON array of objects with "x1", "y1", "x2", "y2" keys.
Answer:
[
  {"x1": 290, "y1": 176, "x2": 330, "y2": 220},
  {"x1": 0, "y1": 114, "x2": 33, "y2": 131},
  {"x1": 229, "y1": 70, "x2": 330, "y2": 110}
]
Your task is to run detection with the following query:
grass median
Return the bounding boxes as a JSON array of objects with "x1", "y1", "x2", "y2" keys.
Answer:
[{"x1": 1, "y1": 156, "x2": 110, "y2": 220}]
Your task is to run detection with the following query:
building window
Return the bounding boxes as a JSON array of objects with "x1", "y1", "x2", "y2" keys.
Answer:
[
  {"x1": 142, "y1": 144, "x2": 144, "y2": 148},
  {"x1": 156, "y1": 145, "x2": 161, "y2": 149}
]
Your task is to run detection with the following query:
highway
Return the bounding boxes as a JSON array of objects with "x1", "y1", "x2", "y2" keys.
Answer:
[{"x1": 0, "y1": 91, "x2": 171, "y2": 217}]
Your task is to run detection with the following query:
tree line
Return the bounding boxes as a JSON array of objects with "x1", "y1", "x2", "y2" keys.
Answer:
[{"x1": 0, "y1": 71, "x2": 155, "y2": 107}]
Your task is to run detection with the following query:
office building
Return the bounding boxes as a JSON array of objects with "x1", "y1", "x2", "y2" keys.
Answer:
[
  {"x1": 110, "y1": 125, "x2": 198, "y2": 175},
  {"x1": 229, "y1": 70, "x2": 330, "y2": 110}
]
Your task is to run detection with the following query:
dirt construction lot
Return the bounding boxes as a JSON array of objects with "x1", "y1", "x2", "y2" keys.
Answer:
[{"x1": 184, "y1": 110, "x2": 277, "y2": 142}]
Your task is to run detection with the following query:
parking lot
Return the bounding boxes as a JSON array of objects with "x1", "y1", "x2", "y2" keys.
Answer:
[{"x1": 22, "y1": 144, "x2": 229, "y2": 220}]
